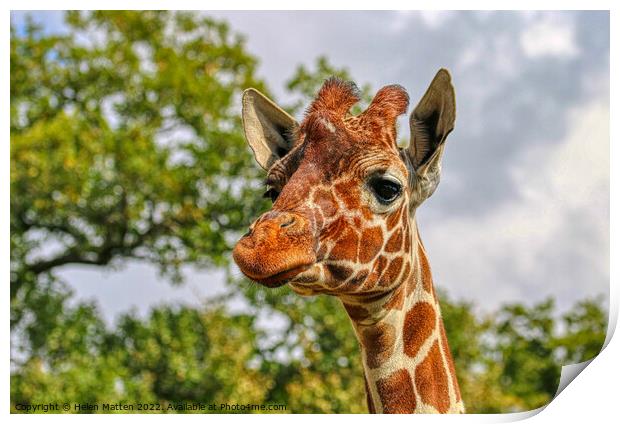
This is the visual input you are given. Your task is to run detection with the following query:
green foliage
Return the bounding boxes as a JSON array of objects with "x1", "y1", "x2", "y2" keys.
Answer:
[
  {"x1": 439, "y1": 293, "x2": 608, "y2": 413},
  {"x1": 492, "y1": 300, "x2": 561, "y2": 409},
  {"x1": 11, "y1": 278, "x2": 607, "y2": 413},
  {"x1": 11, "y1": 284, "x2": 273, "y2": 413},
  {"x1": 556, "y1": 297, "x2": 608, "y2": 364},
  {"x1": 10, "y1": 12, "x2": 608, "y2": 414},
  {"x1": 11, "y1": 11, "x2": 268, "y2": 308},
  {"x1": 114, "y1": 305, "x2": 271, "y2": 407}
]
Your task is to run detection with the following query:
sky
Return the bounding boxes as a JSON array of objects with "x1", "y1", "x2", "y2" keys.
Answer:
[{"x1": 10, "y1": 11, "x2": 610, "y2": 324}]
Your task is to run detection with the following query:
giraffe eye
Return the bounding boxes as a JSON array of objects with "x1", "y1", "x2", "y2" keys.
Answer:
[
  {"x1": 263, "y1": 188, "x2": 280, "y2": 203},
  {"x1": 369, "y1": 176, "x2": 402, "y2": 204}
]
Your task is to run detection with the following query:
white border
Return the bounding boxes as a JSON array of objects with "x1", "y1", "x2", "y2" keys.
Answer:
[{"x1": 4, "y1": 3, "x2": 616, "y2": 423}]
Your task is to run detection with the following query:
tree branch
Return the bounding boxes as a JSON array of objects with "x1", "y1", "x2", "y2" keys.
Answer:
[
  {"x1": 27, "y1": 248, "x2": 112, "y2": 275},
  {"x1": 25, "y1": 221, "x2": 162, "y2": 276}
]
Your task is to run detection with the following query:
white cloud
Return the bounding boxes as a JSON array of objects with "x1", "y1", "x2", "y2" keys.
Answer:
[
  {"x1": 520, "y1": 15, "x2": 580, "y2": 59},
  {"x1": 425, "y1": 95, "x2": 609, "y2": 312},
  {"x1": 418, "y1": 11, "x2": 455, "y2": 29}
]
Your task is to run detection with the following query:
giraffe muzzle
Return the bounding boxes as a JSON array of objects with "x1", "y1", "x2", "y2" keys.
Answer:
[{"x1": 233, "y1": 211, "x2": 317, "y2": 287}]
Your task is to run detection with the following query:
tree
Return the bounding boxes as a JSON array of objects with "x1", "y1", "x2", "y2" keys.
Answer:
[
  {"x1": 455, "y1": 296, "x2": 608, "y2": 413},
  {"x1": 10, "y1": 11, "x2": 269, "y2": 327},
  {"x1": 11, "y1": 285, "x2": 274, "y2": 413}
]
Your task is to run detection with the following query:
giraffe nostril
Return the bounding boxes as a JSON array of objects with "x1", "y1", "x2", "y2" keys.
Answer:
[{"x1": 280, "y1": 215, "x2": 296, "y2": 228}]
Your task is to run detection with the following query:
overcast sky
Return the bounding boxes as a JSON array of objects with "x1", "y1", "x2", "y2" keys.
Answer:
[{"x1": 11, "y1": 11, "x2": 609, "y2": 323}]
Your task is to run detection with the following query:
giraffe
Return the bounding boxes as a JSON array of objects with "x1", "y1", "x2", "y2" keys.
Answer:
[{"x1": 233, "y1": 69, "x2": 464, "y2": 414}]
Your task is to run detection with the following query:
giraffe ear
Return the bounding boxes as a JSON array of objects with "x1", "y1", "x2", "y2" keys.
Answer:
[
  {"x1": 406, "y1": 69, "x2": 456, "y2": 207},
  {"x1": 407, "y1": 68, "x2": 456, "y2": 171},
  {"x1": 242, "y1": 88, "x2": 299, "y2": 170}
]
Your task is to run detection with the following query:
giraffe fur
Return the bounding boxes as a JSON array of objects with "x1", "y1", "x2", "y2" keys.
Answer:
[{"x1": 233, "y1": 69, "x2": 464, "y2": 414}]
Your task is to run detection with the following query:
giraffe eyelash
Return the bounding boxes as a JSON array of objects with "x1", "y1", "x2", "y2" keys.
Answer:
[
  {"x1": 264, "y1": 174, "x2": 285, "y2": 203},
  {"x1": 264, "y1": 174, "x2": 283, "y2": 189},
  {"x1": 263, "y1": 188, "x2": 280, "y2": 202}
]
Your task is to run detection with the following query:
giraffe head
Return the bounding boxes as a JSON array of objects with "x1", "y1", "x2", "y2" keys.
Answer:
[{"x1": 233, "y1": 70, "x2": 455, "y2": 297}]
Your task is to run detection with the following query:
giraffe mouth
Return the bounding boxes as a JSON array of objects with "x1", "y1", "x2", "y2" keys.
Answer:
[{"x1": 251, "y1": 264, "x2": 313, "y2": 288}]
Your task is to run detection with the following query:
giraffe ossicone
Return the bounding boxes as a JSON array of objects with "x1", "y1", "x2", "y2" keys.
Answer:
[{"x1": 233, "y1": 69, "x2": 465, "y2": 414}]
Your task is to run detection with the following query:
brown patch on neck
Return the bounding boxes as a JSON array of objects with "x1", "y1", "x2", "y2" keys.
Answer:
[
  {"x1": 343, "y1": 302, "x2": 370, "y2": 321},
  {"x1": 415, "y1": 340, "x2": 451, "y2": 413},
  {"x1": 384, "y1": 283, "x2": 406, "y2": 311},
  {"x1": 376, "y1": 369, "x2": 417, "y2": 413},
  {"x1": 439, "y1": 321, "x2": 462, "y2": 403},
  {"x1": 418, "y1": 244, "x2": 434, "y2": 294},
  {"x1": 326, "y1": 263, "x2": 353, "y2": 281},
  {"x1": 379, "y1": 257, "x2": 403, "y2": 287},
  {"x1": 403, "y1": 302, "x2": 436, "y2": 359},
  {"x1": 361, "y1": 322, "x2": 396, "y2": 369}
]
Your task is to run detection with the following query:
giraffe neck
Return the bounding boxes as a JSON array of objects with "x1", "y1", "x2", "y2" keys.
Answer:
[{"x1": 342, "y1": 223, "x2": 464, "y2": 414}]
